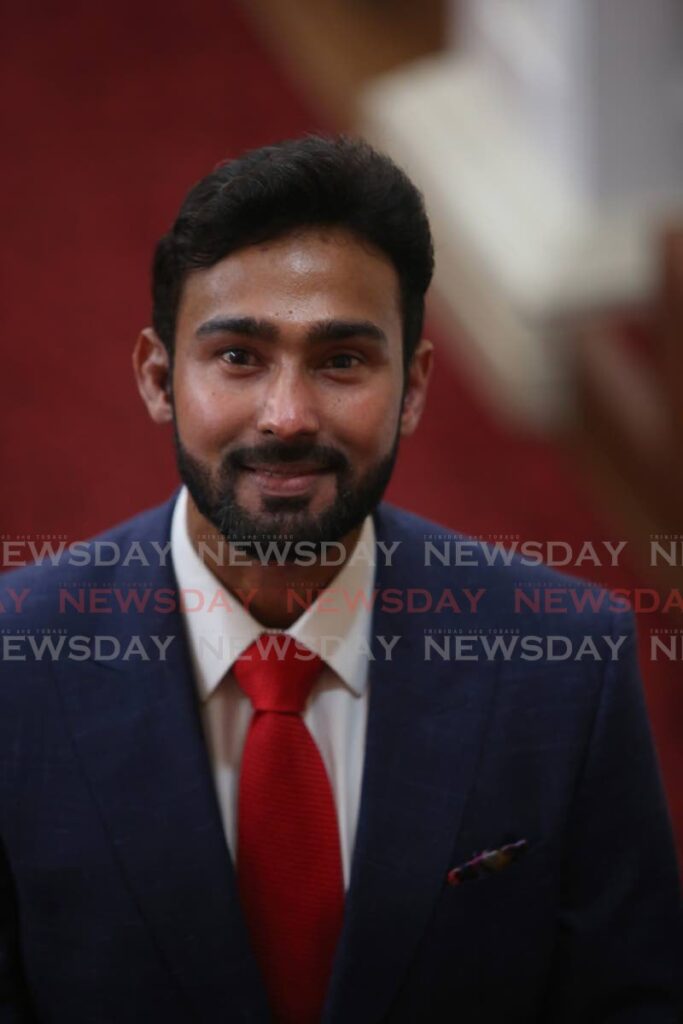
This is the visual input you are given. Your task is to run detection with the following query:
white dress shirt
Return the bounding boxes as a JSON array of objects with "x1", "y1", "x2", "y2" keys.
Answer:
[{"x1": 169, "y1": 486, "x2": 376, "y2": 889}]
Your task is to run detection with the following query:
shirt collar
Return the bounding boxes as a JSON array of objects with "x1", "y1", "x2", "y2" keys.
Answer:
[{"x1": 170, "y1": 487, "x2": 377, "y2": 701}]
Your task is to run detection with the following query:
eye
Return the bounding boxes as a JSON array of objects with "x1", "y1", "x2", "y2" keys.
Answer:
[
  {"x1": 323, "y1": 353, "x2": 363, "y2": 370},
  {"x1": 219, "y1": 347, "x2": 257, "y2": 366}
]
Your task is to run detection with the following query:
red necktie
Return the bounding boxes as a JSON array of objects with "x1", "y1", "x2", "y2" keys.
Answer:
[{"x1": 233, "y1": 634, "x2": 344, "y2": 1024}]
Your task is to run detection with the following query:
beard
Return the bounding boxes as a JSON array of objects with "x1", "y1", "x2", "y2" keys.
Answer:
[{"x1": 172, "y1": 419, "x2": 400, "y2": 557}]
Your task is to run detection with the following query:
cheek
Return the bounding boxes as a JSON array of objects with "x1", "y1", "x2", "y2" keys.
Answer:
[
  {"x1": 326, "y1": 385, "x2": 400, "y2": 455},
  {"x1": 172, "y1": 368, "x2": 247, "y2": 451}
]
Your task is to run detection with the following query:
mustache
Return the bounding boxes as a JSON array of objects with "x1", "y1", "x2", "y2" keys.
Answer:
[{"x1": 224, "y1": 441, "x2": 349, "y2": 474}]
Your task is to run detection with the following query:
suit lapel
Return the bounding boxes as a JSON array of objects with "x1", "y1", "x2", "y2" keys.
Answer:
[
  {"x1": 52, "y1": 499, "x2": 269, "y2": 1021},
  {"x1": 323, "y1": 505, "x2": 500, "y2": 1024},
  {"x1": 49, "y1": 497, "x2": 497, "y2": 1022}
]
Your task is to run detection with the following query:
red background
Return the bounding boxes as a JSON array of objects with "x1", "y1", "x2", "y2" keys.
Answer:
[{"x1": 2, "y1": 1, "x2": 681, "y2": 858}]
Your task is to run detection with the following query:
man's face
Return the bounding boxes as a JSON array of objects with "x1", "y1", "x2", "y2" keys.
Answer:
[{"x1": 147, "y1": 227, "x2": 431, "y2": 550}]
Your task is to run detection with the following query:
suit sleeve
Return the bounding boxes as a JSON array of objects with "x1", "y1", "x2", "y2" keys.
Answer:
[
  {"x1": 0, "y1": 839, "x2": 36, "y2": 1022},
  {"x1": 540, "y1": 613, "x2": 683, "y2": 1022}
]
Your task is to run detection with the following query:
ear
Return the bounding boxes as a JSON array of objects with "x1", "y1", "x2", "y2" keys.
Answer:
[
  {"x1": 132, "y1": 327, "x2": 173, "y2": 424},
  {"x1": 400, "y1": 338, "x2": 434, "y2": 436}
]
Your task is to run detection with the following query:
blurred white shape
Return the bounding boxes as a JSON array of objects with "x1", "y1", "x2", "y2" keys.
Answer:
[
  {"x1": 360, "y1": 0, "x2": 683, "y2": 427},
  {"x1": 465, "y1": 0, "x2": 683, "y2": 209}
]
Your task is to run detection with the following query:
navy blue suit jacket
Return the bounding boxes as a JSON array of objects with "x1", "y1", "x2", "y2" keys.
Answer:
[{"x1": 0, "y1": 498, "x2": 681, "y2": 1022}]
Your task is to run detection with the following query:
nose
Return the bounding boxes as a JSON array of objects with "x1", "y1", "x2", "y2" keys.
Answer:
[{"x1": 255, "y1": 365, "x2": 320, "y2": 439}]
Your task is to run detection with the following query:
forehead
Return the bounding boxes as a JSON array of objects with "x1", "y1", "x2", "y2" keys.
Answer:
[{"x1": 176, "y1": 227, "x2": 403, "y2": 335}]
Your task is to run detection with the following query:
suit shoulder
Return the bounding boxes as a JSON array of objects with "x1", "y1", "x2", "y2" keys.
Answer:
[
  {"x1": 0, "y1": 495, "x2": 177, "y2": 617},
  {"x1": 375, "y1": 501, "x2": 606, "y2": 588},
  {"x1": 374, "y1": 502, "x2": 623, "y2": 634}
]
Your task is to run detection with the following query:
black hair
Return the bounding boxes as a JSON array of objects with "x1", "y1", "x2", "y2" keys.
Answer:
[{"x1": 152, "y1": 134, "x2": 434, "y2": 368}]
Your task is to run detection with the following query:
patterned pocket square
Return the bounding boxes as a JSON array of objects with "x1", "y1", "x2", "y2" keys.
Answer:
[{"x1": 446, "y1": 839, "x2": 529, "y2": 887}]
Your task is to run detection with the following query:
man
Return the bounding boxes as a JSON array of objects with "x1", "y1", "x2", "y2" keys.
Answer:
[{"x1": 0, "y1": 136, "x2": 681, "y2": 1023}]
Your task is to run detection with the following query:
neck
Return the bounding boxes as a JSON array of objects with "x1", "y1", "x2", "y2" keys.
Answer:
[{"x1": 185, "y1": 497, "x2": 365, "y2": 629}]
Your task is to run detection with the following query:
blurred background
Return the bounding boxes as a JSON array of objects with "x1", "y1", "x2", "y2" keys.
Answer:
[{"x1": 1, "y1": 0, "x2": 681, "y2": 856}]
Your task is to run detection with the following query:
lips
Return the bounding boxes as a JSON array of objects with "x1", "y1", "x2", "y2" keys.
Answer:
[
  {"x1": 240, "y1": 462, "x2": 331, "y2": 496},
  {"x1": 243, "y1": 463, "x2": 327, "y2": 477}
]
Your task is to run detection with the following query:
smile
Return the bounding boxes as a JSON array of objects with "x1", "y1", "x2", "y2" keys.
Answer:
[{"x1": 243, "y1": 465, "x2": 331, "y2": 496}]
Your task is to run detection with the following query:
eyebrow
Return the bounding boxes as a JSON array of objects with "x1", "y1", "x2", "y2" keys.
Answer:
[
  {"x1": 196, "y1": 316, "x2": 277, "y2": 340},
  {"x1": 195, "y1": 315, "x2": 387, "y2": 346}
]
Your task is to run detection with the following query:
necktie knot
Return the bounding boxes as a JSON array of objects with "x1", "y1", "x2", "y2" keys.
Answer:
[{"x1": 232, "y1": 634, "x2": 324, "y2": 713}]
